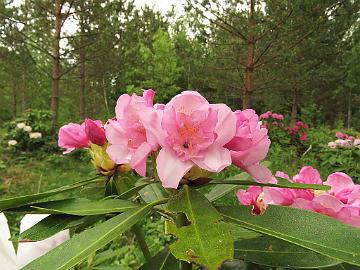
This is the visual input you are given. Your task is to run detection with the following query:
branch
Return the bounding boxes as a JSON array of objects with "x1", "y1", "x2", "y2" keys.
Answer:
[
  {"x1": 254, "y1": 29, "x2": 315, "y2": 69},
  {"x1": 189, "y1": 0, "x2": 247, "y2": 41},
  {"x1": 255, "y1": 9, "x2": 293, "y2": 41}
]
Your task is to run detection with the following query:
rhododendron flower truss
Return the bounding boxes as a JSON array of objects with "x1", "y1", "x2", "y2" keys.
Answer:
[
  {"x1": 58, "y1": 119, "x2": 105, "y2": 153},
  {"x1": 105, "y1": 90, "x2": 158, "y2": 177},
  {"x1": 141, "y1": 91, "x2": 237, "y2": 188},
  {"x1": 238, "y1": 166, "x2": 360, "y2": 228},
  {"x1": 225, "y1": 109, "x2": 273, "y2": 183}
]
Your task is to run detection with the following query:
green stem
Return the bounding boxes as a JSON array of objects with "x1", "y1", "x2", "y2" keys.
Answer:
[
  {"x1": 132, "y1": 223, "x2": 152, "y2": 261},
  {"x1": 176, "y1": 213, "x2": 192, "y2": 270},
  {"x1": 207, "y1": 180, "x2": 330, "y2": 191}
]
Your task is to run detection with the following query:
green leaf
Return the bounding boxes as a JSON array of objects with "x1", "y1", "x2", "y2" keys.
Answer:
[
  {"x1": 166, "y1": 185, "x2": 233, "y2": 270},
  {"x1": 206, "y1": 172, "x2": 252, "y2": 202},
  {"x1": 93, "y1": 249, "x2": 123, "y2": 266},
  {"x1": 235, "y1": 236, "x2": 340, "y2": 268},
  {"x1": 210, "y1": 179, "x2": 330, "y2": 191},
  {"x1": 91, "y1": 266, "x2": 127, "y2": 270},
  {"x1": 115, "y1": 182, "x2": 151, "y2": 200},
  {"x1": 0, "y1": 177, "x2": 101, "y2": 211},
  {"x1": 139, "y1": 183, "x2": 168, "y2": 209},
  {"x1": 30, "y1": 198, "x2": 138, "y2": 215},
  {"x1": 139, "y1": 247, "x2": 180, "y2": 270},
  {"x1": 230, "y1": 224, "x2": 261, "y2": 240},
  {"x1": 23, "y1": 204, "x2": 154, "y2": 270},
  {"x1": 218, "y1": 205, "x2": 360, "y2": 266},
  {"x1": 16, "y1": 214, "x2": 85, "y2": 241}
]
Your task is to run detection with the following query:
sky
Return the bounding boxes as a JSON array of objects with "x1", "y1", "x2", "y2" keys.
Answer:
[
  {"x1": 134, "y1": 0, "x2": 184, "y2": 14},
  {"x1": 11, "y1": 0, "x2": 185, "y2": 35}
]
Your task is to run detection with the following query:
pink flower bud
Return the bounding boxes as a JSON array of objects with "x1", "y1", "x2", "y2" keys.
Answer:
[{"x1": 84, "y1": 119, "x2": 106, "y2": 146}]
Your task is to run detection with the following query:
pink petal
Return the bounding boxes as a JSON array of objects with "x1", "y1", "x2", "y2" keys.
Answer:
[
  {"x1": 115, "y1": 94, "x2": 132, "y2": 119},
  {"x1": 156, "y1": 148, "x2": 193, "y2": 188},
  {"x1": 143, "y1": 89, "x2": 155, "y2": 107},
  {"x1": 324, "y1": 172, "x2": 354, "y2": 193},
  {"x1": 139, "y1": 108, "x2": 167, "y2": 147},
  {"x1": 131, "y1": 142, "x2": 152, "y2": 176},
  {"x1": 192, "y1": 146, "x2": 231, "y2": 172},
  {"x1": 105, "y1": 119, "x2": 126, "y2": 145},
  {"x1": 231, "y1": 137, "x2": 270, "y2": 167},
  {"x1": 212, "y1": 104, "x2": 236, "y2": 146},
  {"x1": 275, "y1": 171, "x2": 290, "y2": 180},
  {"x1": 106, "y1": 144, "x2": 131, "y2": 165},
  {"x1": 243, "y1": 163, "x2": 274, "y2": 183},
  {"x1": 165, "y1": 91, "x2": 209, "y2": 114},
  {"x1": 293, "y1": 166, "x2": 322, "y2": 185}
]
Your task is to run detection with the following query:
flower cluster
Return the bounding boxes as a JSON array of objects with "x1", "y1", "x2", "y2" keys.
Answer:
[
  {"x1": 328, "y1": 132, "x2": 359, "y2": 149},
  {"x1": 238, "y1": 166, "x2": 360, "y2": 227},
  {"x1": 287, "y1": 121, "x2": 309, "y2": 141},
  {"x1": 335, "y1": 132, "x2": 354, "y2": 140},
  {"x1": 58, "y1": 90, "x2": 272, "y2": 188},
  {"x1": 259, "y1": 111, "x2": 284, "y2": 128},
  {"x1": 7, "y1": 123, "x2": 43, "y2": 147}
]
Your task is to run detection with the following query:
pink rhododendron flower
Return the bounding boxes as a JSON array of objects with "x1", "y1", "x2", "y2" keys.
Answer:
[
  {"x1": 141, "y1": 91, "x2": 236, "y2": 188},
  {"x1": 106, "y1": 89, "x2": 158, "y2": 176},
  {"x1": 225, "y1": 109, "x2": 273, "y2": 183},
  {"x1": 271, "y1": 113, "x2": 284, "y2": 120},
  {"x1": 84, "y1": 119, "x2": 106, "y2": 146},
  {"x1": 299, "y1": 133, "x2": 308, "y2": 141},
  {"x1": 58, "y1": 123, "x2": 89, "y2": 154},
  {"x1": 238, "y1": 167, "x2": 360, "y2": 228},
  {"x1": 259, "y1": 111, "x2": 272, "y2": 119},
  {"x1": 58, "y1": 119, "x2": 107, "y2": 153},
  {"x1": 336, "y1": 132, "x2": 347, "y2": 139},
  {"x1": 237, "y1": 186, "x2": 266, "y2": 215}
]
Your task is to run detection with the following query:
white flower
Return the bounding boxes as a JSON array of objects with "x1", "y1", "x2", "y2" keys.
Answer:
[
  {"x1": 0, "y1": 213, "x2": 69, "y2": 269},
  {"x1": 8, "y1": 140, "x2": 18, "y2": 146},
  {"x1": 16, "y1": 123, "x2": 26, "y2": 129},
  {"x1": 328, "y1": 141, "x2": 337, "y2": 149},
  {"x1": 23, "y1": 126, "x2": 32, "y2": 132},
  {"x1": 29, "y1": 132, "x2": 42, "y2": 139}
]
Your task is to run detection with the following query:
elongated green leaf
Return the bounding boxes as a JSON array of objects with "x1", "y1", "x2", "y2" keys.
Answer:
[
  {"x1": 16, "y1": 214, "x2": 85, "y2": 241},
  {"x1": 230, "y1": 224, "x2": 261, "y2": 240},
  {"x1": 93, "y1": 249, "x2": 123, "y2": 266},
  {"x1": 115, "y1": 182, "x2": 150, "y2": 200},
  {"x1": 31, "y1": 198, "x2": 138, "y2": 215},
  {"x1": 210, "y1": 180, "x2": 330, "y2": 191},
  {"x1": 139, "y1": 248, "x2": 180, "y2": 270},
  {"x1": 235, "y1": 236, "x2": 340, "y2": 268},
  {"x1": 0, "y1": 177, "x2": 101, "y2": 211},
  {"x1": 206, "y1": 172, "x2": 252, "y2": 202},
  {"x1": 139, "y1": 183, "x2": 168, "y2": 209},
  {"x1": 166, "y1": 185, "x2": 233, "y2": 270},
  {"x1": 23, "y1": 204, "x2": 154, "y2": 270},
  {"x1": 324, "y1": 263, "x2": 360, "y2": 270},
  {"x1": 218, "y1": 205, "x2": 360, "y2": 266}
]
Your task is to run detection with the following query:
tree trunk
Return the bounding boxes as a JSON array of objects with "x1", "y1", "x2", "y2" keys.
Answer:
[
  {"x1": 347, "y1": 89, "x2": 351, "y2": 129},
  {"x1": 102, "y1": 77, "x2": 109, "y2": 112},
  {"x1": 21, "y1": 73, "x2": 27, "y2": 113},
  {"x1": 50, "y1": 0, "x2": 62, "y2": 129},
  {"x1": 79, "y1": 2, "x2": 86, "y2": 119},
  {"x1": 242, "y1": 0, "x2": 256, "y2": 109},
  {"x1": 79, "y1": 49, "x2": 86, "y2": 119},
  {"x1": 290, "y1": 89, "x2": 298, "y2": 127},
  {"x1": 12, "y1": 83, "x2": 17, "y2": 118}
]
